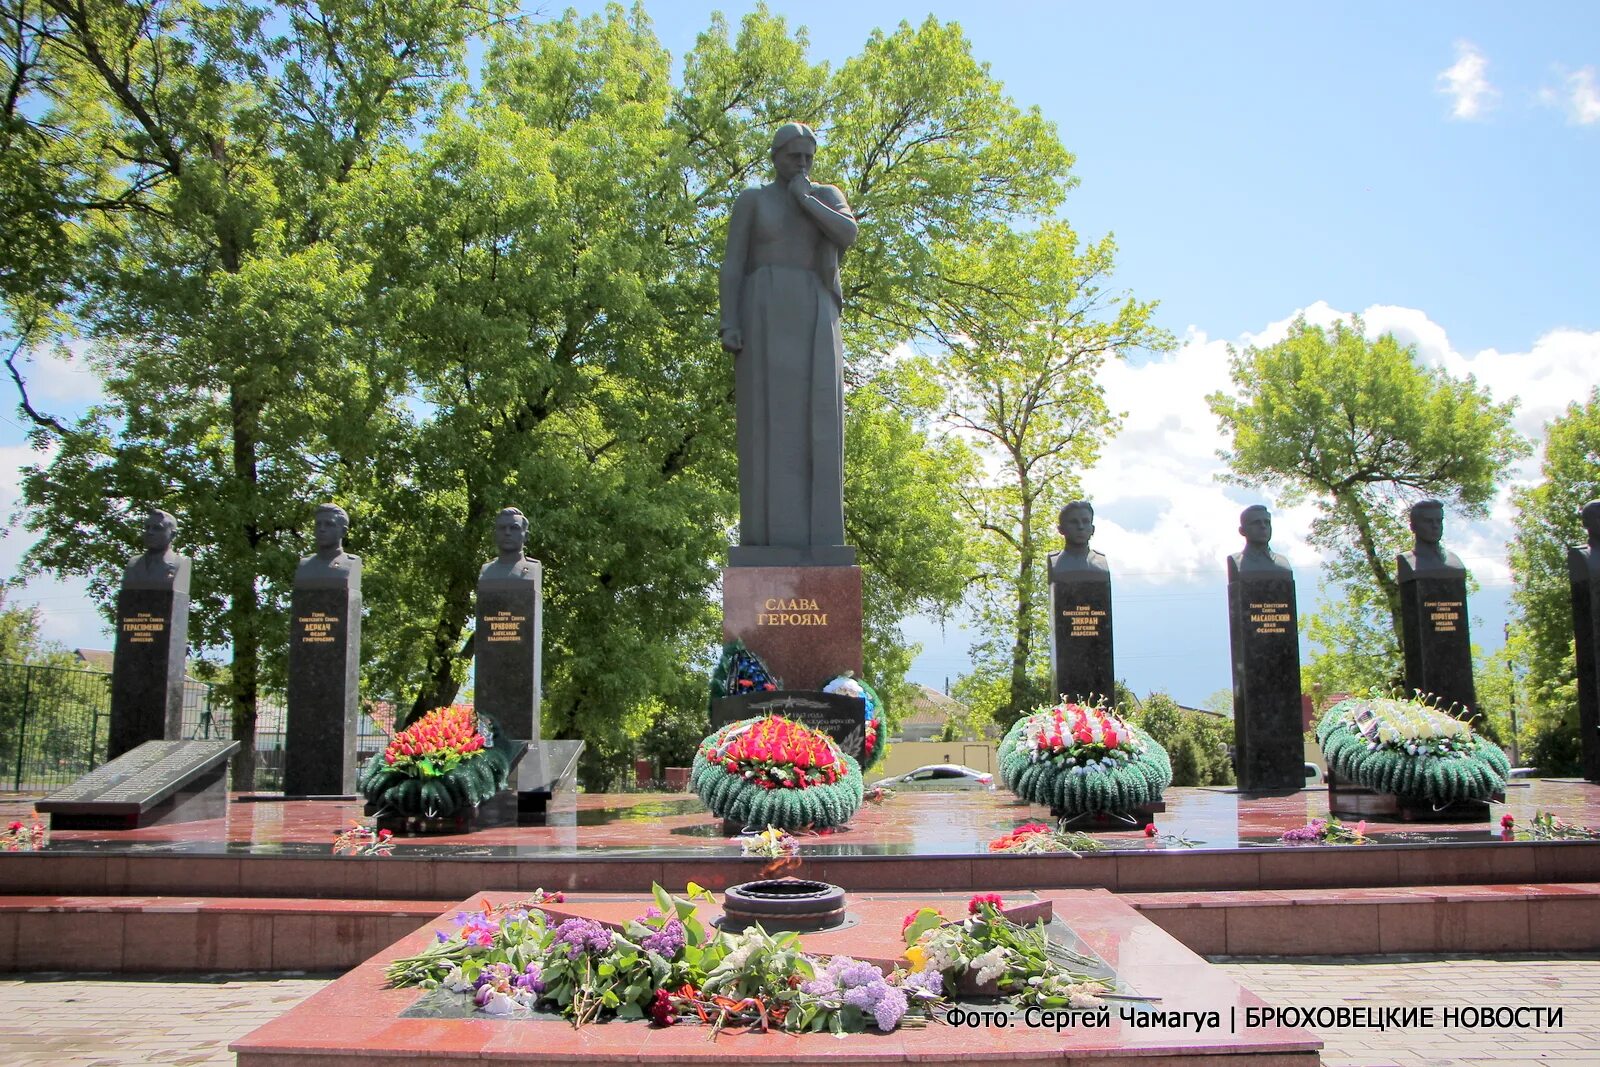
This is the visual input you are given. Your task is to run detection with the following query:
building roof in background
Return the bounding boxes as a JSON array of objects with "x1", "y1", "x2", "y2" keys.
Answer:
[
  {"x1": 901, "y1": 684, "x2": 966, "y2": 725},
  {"x1": 73, "y1": 648, "x2": 114, "y2": 672}
]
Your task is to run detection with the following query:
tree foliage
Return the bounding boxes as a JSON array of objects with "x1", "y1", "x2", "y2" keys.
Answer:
[
  {"x1": 1209, "y1": 316, "x2": 1527, "y2": 681},
  {"x1": 1508, "y1": 388, "x2": 1600, "y2": 773},
  {"x1": 3, "y1": 3, "x2": 1086, "y2": 782}
]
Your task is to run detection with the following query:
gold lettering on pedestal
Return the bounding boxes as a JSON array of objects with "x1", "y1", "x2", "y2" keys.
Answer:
[
  {"x1": 120, "y1": 611, "x2": 165, "y2": 645},
  {"x1": 1424, "y1": 599, "x2": 1463, "y2": 634},
  {"x1": 296, "y1": 611, "x2": 340, "y2": 644},
  {"x1": 758, "y1": 598, "x2": 827, "y2": 626},
  {"x1": 1248, "y1": 601, "x2": 1292, "y2": 636},
  {"x1": 485, "y1": 610, "x2": 527, "y2": 644},
  {"x1": 1060, "y1": 604, "x2": 1106, "y2": 639}
]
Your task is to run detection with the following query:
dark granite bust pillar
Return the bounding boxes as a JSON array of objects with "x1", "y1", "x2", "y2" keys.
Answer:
[
  {"x1": 1048, "y1": 501, "x2": 1115, "y2": 705},
  {"x1": 1225, "y1": 506, "x2": 1304, "y2": 792},
  {"x1": 109, "y1": 509, "x2": 191, "y2": 760},
  {"x1": 1396, "y1": 501, "x2": 1478, "y2": 725},
  {"x1": 1570, "y1": 499, "x2": 1600, "y2": 783},
  {"x1": 284, "y1": 504, "x2": 362, "y2": 796},
  {"x1": 475, "y1": 507, "x2": 542, "y2": 741}
]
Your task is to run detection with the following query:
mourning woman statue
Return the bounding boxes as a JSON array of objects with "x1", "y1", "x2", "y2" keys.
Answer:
[
  {"x1": 719, "y1": 122, "x2": 858, "y2": 554},
  {"x1": 480, "y1": 506, "x2": 539, "y2": 582},
  {"x1": 122, "y1": 508, "x2": 190, "y2": 591}
]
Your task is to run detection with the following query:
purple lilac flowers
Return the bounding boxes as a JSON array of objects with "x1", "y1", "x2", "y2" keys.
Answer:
[
  {"x1": 554, "y1": 917, "x2": 614, "y2": 959},
  {"x1": 639, "y1": 918, "x2": 686, "y2": 957},
  {"x1": 803, "y1": 956, "x2": 908, "y2": 1031}
]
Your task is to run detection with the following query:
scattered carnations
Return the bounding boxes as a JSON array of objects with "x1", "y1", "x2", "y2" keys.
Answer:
[
  {"x1": 987, "y1": 823, "x2": 1103, "y2": 854},
  {"x1": 1500, "y1": 813, "x2": 1515, "y2": 830},
  {"x1": 382, "y1": 704, "x2": 487, "y2": 778},
  {"x1": 1143, "y1": 823, "x2": 1157, "y2": 838},
  {"x1": 1280, "y1": 817, "x2": 1368, "y2": 845},
  {"x1": 331, "y1": 820, "x2": 394, "y2": 857},
  {"x1": 2, "y1": 819, "x2": 46, "y2": 851},
  {"x1": 968, "y1": 893, "x2": 1004, "y2": 915},
  {"x1": 702, "y1": 716, "x2": 844, "y2": 790}
]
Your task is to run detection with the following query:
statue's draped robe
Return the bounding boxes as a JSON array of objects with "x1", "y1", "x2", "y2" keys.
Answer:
[{"x1": 721, "y1": 182, "x2": 855, "y2": 549}]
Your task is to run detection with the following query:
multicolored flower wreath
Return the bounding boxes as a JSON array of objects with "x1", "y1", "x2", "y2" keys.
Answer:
[
  {"x1": 690, "y1": 715, "x2": 864, "y2": 830},
  {"x1": 1317, "y1": 695, "x2": 1509, "y2": 804},
  {"x1": 708, "y1": 639, "x2": 781, "y2": 705},
  {"x1": 998, "y1": 701, "x2": 1171, "y2": 816},
  {"x1": 822, "y1": 673, "x2": 885, "y2": 772},
  {"x1": 357, "y1": 705, "x2": 519, "y2": 817}
]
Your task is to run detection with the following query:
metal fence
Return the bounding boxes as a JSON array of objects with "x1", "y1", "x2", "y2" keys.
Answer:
[{"x1": 0, "y1": 661, "x2": 390, "y2": 793}]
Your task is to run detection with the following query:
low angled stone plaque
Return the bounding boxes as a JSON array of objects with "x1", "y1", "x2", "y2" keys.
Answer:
[
  {"x1": 285, "y1": 503, "x2": 362, "y2": 796},
  {"x1": 1570, "y1": 499, "x2": 1600, "y2": 783},
  {"x1": 1048, "y1": 501, "x2": 1115, "y2": 705},
  {"x1": 710, "y1": 690, "x2": 866, "y2": 761},
  {"x1": 475, "y1": 507, "x2": 542, "y2": 741},
  {"x1": 1397, "y1": 501, "x2": 1478, "y2": 724},
  {"x1": 1226, "y1": 506, "x2": 1306, "y2": 793},
  {"x1": 109, "y1": 508, "x2": 191, "y2": 760},
  {"x1": 36, "y1": 739, "x2": 239, "y2": 830}
]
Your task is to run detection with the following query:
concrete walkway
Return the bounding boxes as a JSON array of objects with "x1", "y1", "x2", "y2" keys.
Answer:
[{"x1": 0, "y1": 955, "x2": 1596, "y2": 1066}]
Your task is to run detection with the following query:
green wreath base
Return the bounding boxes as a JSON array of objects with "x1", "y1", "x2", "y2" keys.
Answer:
[
  {"x1": 1316, "y1": 699, "x2": 1510, "y2": 804},
  {"x1": 691, "y1": 719, "x2": 865, "y2": 831},
  {"x1": 357, "y1": 716, "x2": 519, "y2": 818},
  {"x1": 998, "y1": 719, "x2": 1172, "y2": 816}
]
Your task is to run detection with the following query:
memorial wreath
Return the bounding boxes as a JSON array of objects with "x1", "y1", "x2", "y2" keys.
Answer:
[
  {"x1": 358, "y1": 704, "x2": 518, "y2": 817},
  {"x1": 821, "y1": 673, "x2": 885, "y2": 773},
  {"x1": 1316, "y1": 695, "x2": 1510, "y2": 804},
  {"x1": 690, "y1": 715, "x2": 864, "y2": 830},
  {"x1": 998, "y1": 701, "x2": 1172, "y2": 816}
]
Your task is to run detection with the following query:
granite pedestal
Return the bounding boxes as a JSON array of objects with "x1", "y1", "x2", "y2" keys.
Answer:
[
  {"x1": 108, "y1": 581, "x2": 190, "y2": 761},
  {"x1": 284, "y1": 579, "x2": 362, "y2": 796},
  {"x1": 721, "y1": 563, "x2": 862, "y2": 690},
  {"x1": 1398, "y1": 568, "x2": 1478, "y2": 724},
  {"x1": 1050, "y1": 571, "x2": 1115, "y2": 705},
  {"x1": 475, "y1": 566, "x2": 542, "y2": 741},
  {"x1": 1571, "y1": 545, "x2": 1600, "y2": 783},
  {"x1": 1227, "y1": 564, "x2": 1305, "y2": 792}
]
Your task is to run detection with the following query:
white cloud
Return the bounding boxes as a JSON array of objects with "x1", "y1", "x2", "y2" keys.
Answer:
[
  {"x1": 1078, "y1": 304, "x2": 1600, "y2": 594},
  {"x1": 1437, "y1": 40, "x2": 1497, "y2": 121},
  {"x1": 9, "y1": 339, "x2": 105, "y2": 410},
  {"x1": 1543, "y1": 66, "x2": 1600, "y2": 125}
]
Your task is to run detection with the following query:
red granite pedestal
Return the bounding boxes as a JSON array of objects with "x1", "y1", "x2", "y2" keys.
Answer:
[{"x1": 723, "y1": 565, "x2": 862, "y2": 689}]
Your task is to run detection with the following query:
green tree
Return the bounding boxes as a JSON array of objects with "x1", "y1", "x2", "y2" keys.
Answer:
[
  {"x1": 1508, "y1": 388, "x2": 1600, "y2": 773},
  {"x1": 1209, "y1": 316, "x2": 1527, "y2": 685},
  {"x1": 1131, "y1": 691, "x2": 1234, "y2": 787},
  {"x1": 942, "y1": 227, "x2": 1169, "y2": 729},
  {"x1": 4, "y1": 0, "x2": 504, "y2": 787}
]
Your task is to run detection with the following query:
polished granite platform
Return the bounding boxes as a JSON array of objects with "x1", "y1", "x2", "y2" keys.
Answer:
[{"x1": 229, "y1": 889, "x2": 1322, "y2": 1067}]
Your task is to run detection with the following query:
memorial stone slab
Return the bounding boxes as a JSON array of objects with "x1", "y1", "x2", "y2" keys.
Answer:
[
  {"x1": 1397, "y1": 566, "x2": 1477, "y2": 724},
  {"x1": 709, "y1": 690, "x2": 866, "y2": 761},
  {"x1": 36, "y1": 738, "x2": 238, "y2": 830},
  {"x1": 1227, "y1": 562, "x2": 1305, "y2": 792},
  {"x1": 285, "y1": 506, "x2": 362, "y2": 796},
  {"x1": 476, "y1": 567, "x2": 542, "y2": 741},
  {"x1": 1571, "y1": 524, "x2": 1600, "y2": 783},
  {"x1": 109, "y1": 510, "x2": 191, "y2": 760},
  {"x1": 1049, "y1": 570, "x2": 1115, "y2": 706}
]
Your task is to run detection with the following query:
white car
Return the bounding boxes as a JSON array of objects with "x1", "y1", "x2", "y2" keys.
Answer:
[{"x1": 870, "y1": 764, "x2": 995, "y2": 791}]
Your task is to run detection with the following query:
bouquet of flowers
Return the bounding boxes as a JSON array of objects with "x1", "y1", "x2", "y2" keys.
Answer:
[
  {"x1": 690, "y1": 716, "x2": 863, "y2": 830},
  {"x1": 987, "y1": 822, "x2": 1104, "y2": 855},
  {"x1": 998, "y1": 701, "x2": 1172, "y2": 816},
  {"x1": 709, "y1": 639, "x2": 781, "y2": 704},
  {"x1": 385, "y1": 884, "x2": 940, "y2": 1034},
  {"x1": 821, "y1": 673, "x2": 885, "y2": 772},
  {"x1": 901, "y1": 896, "x2": 1114, "y2": 1008},
  {"x1": 1280, "y1": 816, "x2": 1369, "y2": 845},
  {"x1": 357, "y1": 705, "x2": 519, "y2": 817},
  {"x1": 1317, "y1": 695, "x2": 1510, "y2": 804}
]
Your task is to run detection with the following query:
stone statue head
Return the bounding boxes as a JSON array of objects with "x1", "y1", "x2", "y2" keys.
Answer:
[
  {"x1": 770, "y1": 122, "x2": 817, "y2": 183},
  {"x1": 312, "y1": 503, "x2": 349, "y2": 553},
  {"x1": 1583, "y1": 499, "x2": 1600, "y2": 543},
  {"x1": 1239, "y1": 504, "x2": 1273, "y2": 549},
  {"x1": 494, "y1": 507, "x2": 529, "y2": 557},
  {"x1": 1059, "y1": 500, "x2": 1095, "y2": 549},
  {"x1": 1409, "y1": 499, "x2": 1445, "y2": 548},
  {"x1": 141, "y1": 508, "x2": 177, "y2": 553}
]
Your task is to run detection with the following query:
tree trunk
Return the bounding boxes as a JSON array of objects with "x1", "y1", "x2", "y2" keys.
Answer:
[
  {"x1": 1007, "y1": 492, "x2": 1035, "y2": 721},
  {"x1": 404, "y1": 487, "x2": 488, "y2": 726},
  {"x1": 1348, "y1": 503, "x2": 1404, "y2": 649},
  {"x1": 227, "y1": 382, "x2": 260, "y2": 791}
]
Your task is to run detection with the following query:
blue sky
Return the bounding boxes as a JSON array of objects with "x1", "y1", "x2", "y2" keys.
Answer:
[{"x1": 5, "y1": 2, "x2": 1598, "y2": 705}]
